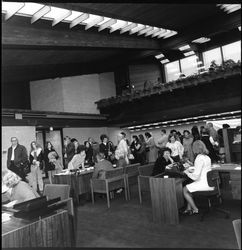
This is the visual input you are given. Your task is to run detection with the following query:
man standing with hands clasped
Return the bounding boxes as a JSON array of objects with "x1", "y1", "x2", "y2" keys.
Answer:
[{"x1": 7, "y1": 137, "x2": 29, "y2": 182}]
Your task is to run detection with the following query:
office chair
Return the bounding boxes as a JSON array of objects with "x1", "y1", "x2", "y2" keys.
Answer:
[
  {"x1": 232, "y1": 219, "x2": 241, "y2": 250},
  {"x1": 193, "y1": 170, "x2": 230, "y2": 221},
  {"x1": 43, "y1": 184, "x2": 70, "y2": 201}
]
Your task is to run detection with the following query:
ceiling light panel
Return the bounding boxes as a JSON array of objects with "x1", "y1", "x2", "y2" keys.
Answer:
[
  {"x1": 129, "y1": 24, "x2": 146, "y2": 34},
  {"x1": 160, "y1": 59, "x2": 170, "y2": 64},
  {"x1": 2, "y1": 2, "x2": 25, "y2": 20},
  {"x1": 43, "y1": 6, "x2": 70, "y2": 20},
  {"x1": 192, "y1": 37, "x2": 211, "y2": 43},
  {"x1": 184, "y1": 51, "x2": 195, "y2": 56},
  {"x1": 179, "y1": 45, "x2": 191, "y2": 51},
  {"x1": 65, "y1": 10, "x2": 84, "y2": 22},
  {"x1": 110, "y1": 19, "x2": 128, "y2": 33},
  {"x1": 155, "y1": 53, "x2": 165, "y2": 59}
]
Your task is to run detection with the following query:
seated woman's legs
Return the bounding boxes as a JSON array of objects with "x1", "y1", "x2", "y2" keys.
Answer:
[{"x1": 183, "y1": 186, "x2": 198, "y2": 212}]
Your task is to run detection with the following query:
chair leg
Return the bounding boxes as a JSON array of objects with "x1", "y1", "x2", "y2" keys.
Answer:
[
  {"x1": 90, "y1": 182, "x2": 94, "y2": 204},
  {"x1": 138, "y1": 177, "x2": 142, "y2": 204},
  {"x1": 126, "y1": 178, "x2": 130, "y2": 201},
  {"x1": 124, "y1": 178, "x2": 128, "y2": 201},
  {"x1": 106, "y1": 190, "x2": 110, "y2": 208}
]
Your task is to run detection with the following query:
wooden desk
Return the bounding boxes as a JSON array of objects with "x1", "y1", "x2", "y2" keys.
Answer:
[
  {"x1": 213, "y1": 163, "x2": 241, "y2": 200},
  {"x1": 2, "y1": 210, "x2": 72, "y2": 247},
  {"x1": 149, "y1": 177, "x2": 184, "y2": 225},
  {"x1": 53, "y1": 170, "x2": 94, "y2": 205}
]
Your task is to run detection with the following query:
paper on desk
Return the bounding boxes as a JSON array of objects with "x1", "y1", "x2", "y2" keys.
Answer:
[
  {"x1": 3, "y1": 200, "x2": 18, "y2": 208},
  {"x1": 235, "y1": 166, "x2": 241, "y2": 170},
  {"x1": 212, "y1": 164, "x2": 221, "y2": 168},
  {"x1": 2, "y1": 213, "x2": 11, "y2": 222}
]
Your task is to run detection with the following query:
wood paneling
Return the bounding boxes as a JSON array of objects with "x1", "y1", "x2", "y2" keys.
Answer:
[
  {"x1": 129, "y1": 63, "x2": 161, "y2": 90},
  {"x1": 2, "y1": 210, "x2": 72, "y2": 247},
  {"x1": 149, "y1": 177, "x2": 184, "y2": 225}
]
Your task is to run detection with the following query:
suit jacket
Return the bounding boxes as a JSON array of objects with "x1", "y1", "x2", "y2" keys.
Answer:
[
  {"x1": 7, "y1": 144, "x2": 28, "y2": 169},
  {"x1": 92, "y1": 159, "x2": 114, "y2": 179}
]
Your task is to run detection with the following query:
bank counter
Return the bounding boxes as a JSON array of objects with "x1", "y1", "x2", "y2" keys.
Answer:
[{"x1": 2, "y1": 197, "x2": 75, "y2": 248}]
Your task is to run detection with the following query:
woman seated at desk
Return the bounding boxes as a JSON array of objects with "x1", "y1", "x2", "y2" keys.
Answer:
[
  {"x1": 182, "y1": 140, "x2": 214, "y2": 215},
  {"x1": 68, "y1": 145, "x2": 86, "y2": 170},
  {"x1": 2, "y1": 171, "x2": 39, "y2": 204}
]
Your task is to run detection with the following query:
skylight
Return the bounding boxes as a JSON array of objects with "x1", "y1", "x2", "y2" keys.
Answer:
[
  {"x1": 192, "y1": 37, "x2": 211, "y2": 44},
  {"x1": 2, "y1": 1, "x2": 178, "y2": 39},
  {"x1": 217, "y1": 4, "x2": 241, "y2": 14}
]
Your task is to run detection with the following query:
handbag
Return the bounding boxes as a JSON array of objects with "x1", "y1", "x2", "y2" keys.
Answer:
[{"x1": 21, "y1": 161, "x2": 30, "y2": 175}]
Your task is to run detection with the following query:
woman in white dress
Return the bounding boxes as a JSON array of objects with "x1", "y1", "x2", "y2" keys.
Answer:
[{"x1": 182, "y1": 140, "x2": 214, "y2": 215}]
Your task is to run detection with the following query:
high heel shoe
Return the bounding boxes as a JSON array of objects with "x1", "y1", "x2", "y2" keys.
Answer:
[
  {"x1": 190, "y1": 209, "x2": 199, "y2": 215},
  {"x1": 182, "y1": 209, "x2": 192, "y2": 215}
]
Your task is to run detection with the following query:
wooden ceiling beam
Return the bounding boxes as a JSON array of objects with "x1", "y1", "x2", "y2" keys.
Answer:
[{"x1": 2, "y1": 16, "x2": 162, "y2": 50}]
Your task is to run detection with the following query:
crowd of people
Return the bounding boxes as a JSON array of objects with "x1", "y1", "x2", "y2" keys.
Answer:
[{"x1": 2, "y1": 122, "x2": 239, "y2": 212}]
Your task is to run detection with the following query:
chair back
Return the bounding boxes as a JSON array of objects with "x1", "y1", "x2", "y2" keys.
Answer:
[
  {"x1": 207, "y1": 170, "x2": 220, "y2": 190},
  {"x1": 124, "y1": 163, "x2": 140, "y2": 174},
  {"x1": 105, "y1": 167, "x2": 124, "y2": 179},
  {"x1": 233, "y1": 219, "x2": 241, "y2": 250},
  {"x1": 138, "y1": 163, "x2": 154, "y2": 176},
  {"x1": 44, "y1": 184, "x2": 70, "y2": 201}
]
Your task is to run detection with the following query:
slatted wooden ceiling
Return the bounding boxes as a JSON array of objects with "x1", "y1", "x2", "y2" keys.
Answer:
[{"x1": 2, "y1": 2, "x2": 241, "y2": 83}]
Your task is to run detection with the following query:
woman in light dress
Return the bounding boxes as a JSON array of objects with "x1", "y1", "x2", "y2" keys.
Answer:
[
  {"x1": 166, "y1": 134, "x2": 184, "y2": 162},
  {"x1": 182, "y1": 140, "x2": 214, "y2": 215},
  {"x1": 68, "y1": 145, "x2": 86, "y2": 170},
  {"x1": 145, "y1": 132, "x2": 157, "y2": 163}
]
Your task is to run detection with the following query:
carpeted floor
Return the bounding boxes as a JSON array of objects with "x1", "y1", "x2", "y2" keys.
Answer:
[{"x1": 73, "y1": 184, "x2": 241, "y2": 249}]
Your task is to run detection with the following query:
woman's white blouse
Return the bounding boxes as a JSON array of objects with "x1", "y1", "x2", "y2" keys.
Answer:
[{"x1": 166, "y1": 141, "x2": 184, "y2": 158}]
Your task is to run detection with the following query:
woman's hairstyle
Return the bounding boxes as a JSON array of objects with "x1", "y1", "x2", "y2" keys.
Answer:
[
  {"x1": 191, "y1": 126, "x2": 199, "y2": 135},
  {"x1": 71, "y1": 138, "x2": 78, "y2": 143},
  {"x1": 132, "y1": 135, "x2": 139, "y2": 141},
  {"x1": 168, "y1": 133, "x2": 178, "y2": 142},
  {"x1": 77, "y1": 145, "x2": 86, "y2": 154},
  {"x1": 100, "y1": 134, "x2": 108, "y2": 142},
  {"x1": 161, "y1": 129, "x2": 166, "y2": 134},
  {"x1": 183, "y1": 130, "x2": 190, "y2": 135},
  {"x1": 201, "y1": 127, "x2": 210, "y2": 135},
  {"x1": 144, "y1": 132, "x2": 151, "y2": 138},
  {"x1": 192, "y1": 140, "x2": 209, "y2": 155},
  {"x1": 160, "y1": 147, "x2": 172, "y2": 156},
  {"x1": 138, "y1": 134, "x2": 145, "y2": 143},
  {"x1": 45, "y1": 141, "x2": 54, "y2": 150},
  {"x1": 170, "y1": 129, "x2": 177, "y2": 134},
  {"x1": 3, "y1": 171, "x2": 21, "y2": 188},
  {"x1": 30, "y1": 141, "x2": 41, "y2": 151}
]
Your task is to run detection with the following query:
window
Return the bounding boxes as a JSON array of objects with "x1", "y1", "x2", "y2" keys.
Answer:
[
  {"x1": 203, "y1": 48, "x2": 222, "y2": 69},
  {"x1": 222, "y1": 41, "x2": 241, "y2": 62},
  {"x1": 180, "y1": 55, "x2": 198, "y2": 77},
  {"x1": 164, "y1": 60, "x2": 180, "y2": 82}
]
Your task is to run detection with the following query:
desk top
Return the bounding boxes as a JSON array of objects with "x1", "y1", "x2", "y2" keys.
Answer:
[
  {"x1": 54, "y1": 168, "x2": 94, "y2": 177},
  {"x1": 212, "y1": 163, "x2": 241, "y2": 172}
]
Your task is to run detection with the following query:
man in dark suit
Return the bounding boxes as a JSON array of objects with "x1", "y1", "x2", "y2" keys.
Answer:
[{"x1": 7, "y1": 137, "x2": 28, "y2": 181}]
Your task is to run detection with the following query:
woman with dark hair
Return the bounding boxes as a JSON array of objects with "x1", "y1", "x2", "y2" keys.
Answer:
[
  {"x1": 166, "y1": 134, "x2": 184, "y2": 162},
  {"x1": 145, "y1": 132, "x2": 157, "y2": 163},
  {"x1": 130, "y1": 135, "x2": 140, "y2": 163},
  {"x1": 191, "y1": 126, "x2": 200, "y2": 142},
  {"x1": 68, "y1": 145, "x2": 86, "y2": 170},
  {"x1": 84, "y1": 141, "x2": 94, "y2": 166},
  {"x1": 200, "y1": 128, "x2": 219, "y2": 163},
  {"x1": 137, "y1": 134, "x2": 147, "y2": 165},
  {"x1": 29, "y1": 141, "x2": 44, "y2": 194},
  {"x1": 152, "y1": 147, "x2": 174, "y2": 176},
  {"x1": 182, "y1": 140, "x2": 214, "y2": 215},
  {"x1": 44, "y1": 141, "x2": 62, "y2": 183}
]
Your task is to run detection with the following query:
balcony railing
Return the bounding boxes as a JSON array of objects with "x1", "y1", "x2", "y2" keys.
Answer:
[{"x1": 96, "y1": 61, "x2": 241, "y2": 109}]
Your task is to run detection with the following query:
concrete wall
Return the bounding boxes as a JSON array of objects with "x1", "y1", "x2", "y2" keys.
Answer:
[
  {"x1": 30, "y1": 78, "x2": 64, "y2": 112},
  {"x1": 2, "y1": 126, "x2": 36, "y2": 172},
  {"x1": 30, "y1": 72, "x2": 116, "y2": 114}
]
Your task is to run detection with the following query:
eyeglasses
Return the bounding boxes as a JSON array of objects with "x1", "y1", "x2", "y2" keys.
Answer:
[{"x1": 11, "y1": 140, "x2": 17, "y2": 142}]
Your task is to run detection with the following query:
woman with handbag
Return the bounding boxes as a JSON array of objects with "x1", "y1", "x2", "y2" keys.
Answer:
[{"x1": 28, "y1": 141, "x2": 44, "y2": 195}]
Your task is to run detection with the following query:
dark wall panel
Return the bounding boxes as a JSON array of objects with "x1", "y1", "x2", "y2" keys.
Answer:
[{"x1": 2, "y1": 81, "x2": 31, "y2": 109}]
